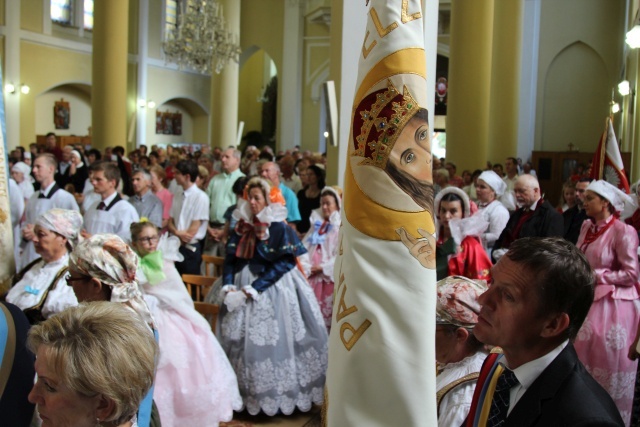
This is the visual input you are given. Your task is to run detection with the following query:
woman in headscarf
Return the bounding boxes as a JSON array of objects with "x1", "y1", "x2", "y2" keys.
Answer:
[
  {"x1": 434, "y1": 187, "x2": 492, "y2": 282},
  {"x1": 130, "y1": 220, "x2": 242, "y2": 426},
  {"x1": 6, "y1": 208, "x2": 81, "y2": 324},
  {"x1": 625, "y1": 180, "x2": 640, "y2": 239},
  {"x1": 299, "y1": 186, "x2": 342, "y2": 331},
  {"x1": 435, "y1": 276, "x2": 488, "y2": 427},
  {"x1": 215, "y1": 177, "x2": 328, "y2": 416},
  {"x1": 68, "y1": 149, "x2": 88, "y2": 194},
  {"x1": 11, "y1": 161, "x2": 34, "y2": 203},
  {"x1": 573, "y1": 180, "x2": 640, "y2": 424},
  {"x1": 66, "y1": 233, "x2": 159, "y2": 427},
  {"x1": 473, "y1": 170, "x2": 510, "y2": 255}
]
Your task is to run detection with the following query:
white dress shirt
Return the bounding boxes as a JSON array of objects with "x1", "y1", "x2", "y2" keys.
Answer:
[
  {"x1": 505, "y1": 340, "x2": 569, "y2": 415},
  {"x1": 170, "y1": 184, "x2": 210, "y2": 244}
]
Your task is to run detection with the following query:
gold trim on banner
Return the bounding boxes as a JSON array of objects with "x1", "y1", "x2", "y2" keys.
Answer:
[{"x1": 354, "y1": 48, "x2": 426, "y2": 108}]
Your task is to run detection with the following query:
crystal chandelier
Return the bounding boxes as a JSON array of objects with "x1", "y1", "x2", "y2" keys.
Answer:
[{"x1": 163, "y1": 0, "x2": 241, "y2": 74}]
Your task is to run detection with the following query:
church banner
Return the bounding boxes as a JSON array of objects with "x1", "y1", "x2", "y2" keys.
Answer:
[{"x1": 326, "y1": 1, "x2": 437, "y2": 425}]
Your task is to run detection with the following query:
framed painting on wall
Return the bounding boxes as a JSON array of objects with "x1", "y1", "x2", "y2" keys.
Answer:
[{"x1": 54, "y1": 99, "x2": 70, "y2": 129}]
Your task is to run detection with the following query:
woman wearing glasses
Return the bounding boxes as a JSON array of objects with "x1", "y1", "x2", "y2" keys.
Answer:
[
  {"x1": 5, "y1": 208, "x2": 81, "y2": 324},
  {"x1": 129, "y1": 220, "x2": 242, "y2": 426}
]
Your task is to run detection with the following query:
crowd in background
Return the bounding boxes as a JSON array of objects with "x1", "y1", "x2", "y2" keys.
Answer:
[{"x1": 5, "y1": 132, "x2": 640, "y2": 425}]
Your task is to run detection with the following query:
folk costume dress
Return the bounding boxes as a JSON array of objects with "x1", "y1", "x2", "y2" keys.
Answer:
[
  {"x1": 435, "y1": 188, "x2": 492, "y2": 282},
  {"x1": 7, "y1": 253, "x2": 77, "y2": 323},
  {"x1": 137, "y1": 235, "x2": 242, "y2": 427},
  {"x1": 574, "y1": 214, "x2": 640, "y2": 424},
  {"x1": 300, "y1": 206, "x2": 341, "y2": 331},
  {"x1": 326, "y1": 1, "x2": 438, "y2": 425},
  {"x1": 215, "y1": 199, "x2": 328, "y2": 416}
]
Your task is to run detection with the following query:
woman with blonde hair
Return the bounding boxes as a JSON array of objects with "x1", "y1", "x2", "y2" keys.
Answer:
[{"x1": 28, "y1": 302, "x2": 158, "y2": 427}]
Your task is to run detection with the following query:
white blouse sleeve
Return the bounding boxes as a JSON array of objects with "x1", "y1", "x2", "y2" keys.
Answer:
[{"x1": 42, "y1": 275, "x2": 79, "y2": 319}]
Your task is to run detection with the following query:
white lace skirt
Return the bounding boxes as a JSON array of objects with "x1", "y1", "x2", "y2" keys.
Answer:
[{"x1": 214, "y1": 265, "x2": 328, "y2": 416}]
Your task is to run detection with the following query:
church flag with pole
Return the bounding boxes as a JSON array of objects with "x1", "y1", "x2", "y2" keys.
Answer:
[
  {"x1": 326, "y1": 1, "x2": 437, "y2": 426},
  {"x1": 590, "y1": 116, "x2": 630, "y2": 194}
]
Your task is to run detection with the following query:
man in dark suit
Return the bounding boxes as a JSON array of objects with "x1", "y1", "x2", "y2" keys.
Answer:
[
  {"x1": 465, "y1": 237, "x2": 623, "y2": 426},
  {"x1": 492, "y1": 175, "x2": 563, "y2": 262},
  {"x1": 563, "y1": 178, "x2": 591, "y2": 244}
]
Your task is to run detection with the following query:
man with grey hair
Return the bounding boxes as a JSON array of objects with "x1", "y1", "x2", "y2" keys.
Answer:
[
  {"x1": 129, "y1": 169, "x2": 163, "y2": 229},
  {"x1": 205, "y1": 147, "x2": 245, "y2": 255},
  {"x1": 492, "y1": 174, "x2": 563, "y2": 261}
]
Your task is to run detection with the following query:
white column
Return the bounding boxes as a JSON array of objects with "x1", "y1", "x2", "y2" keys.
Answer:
[
  {"x1": 423, "y1": 0, "x2": 439, "y2": 137},
  {"x1": 336, "y1": 1, "x2": 367, "y2": 189},
  {"x1": 5, "y1": 0, "x2": 21, "y2": 150},
  {"x1": 137, "y1": 0, "x2": 149, "y2": 148},
  {"x1": 210, "y1": 0, "x2": 240, "y2": 147},
  {"x1": 279, "y1": 2, "x2": 304, "y2": 150},
  {"x1": 517, "y1": 0, "x2": 541, "y2": 159}
]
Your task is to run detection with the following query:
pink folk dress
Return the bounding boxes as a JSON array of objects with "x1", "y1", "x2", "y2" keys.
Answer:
[
  {"x1": 300, "y1": 209, "x2": 341, "y2": 331},
  {"x1": 574, "y1": 216, "x2": 640, "y2": 425},
  {"x1": 138, "y1": 235, "x2": 242, "y2": 426}
]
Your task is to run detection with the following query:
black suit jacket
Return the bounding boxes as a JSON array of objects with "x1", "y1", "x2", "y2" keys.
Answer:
[
  {"x1": 563, "y1": 205, "x2": 588, "y2": 245},
  {"x1": 503, "y1": 344, "x2": 623, "y2": 426},
  {"x1": 493, "y1": 200, "x2": 563, "y2": 257}
]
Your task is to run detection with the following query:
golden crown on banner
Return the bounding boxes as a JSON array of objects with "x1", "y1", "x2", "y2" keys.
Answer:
[{"x1": 353, "y1": 80, "x2": 420, "y2": 169}]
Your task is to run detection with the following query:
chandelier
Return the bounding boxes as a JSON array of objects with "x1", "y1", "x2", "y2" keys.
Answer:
[{"x1": 163, "y1": 0, "x2": 241, "y2": 74}]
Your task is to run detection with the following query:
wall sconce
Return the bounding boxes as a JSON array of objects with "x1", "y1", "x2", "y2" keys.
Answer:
[
  {"x1": 626, "y1": 24, "x2": 640, "y2": 48},
  {"x1": 618, "y1": 80, "x2": 631, "y2": 96},
  {"x1": 138, "y1": 99, "x2": 156, "y2": 109},
  {"x1": 5, "y1": 83, "x2": 15, "y2": 94},
  {"x1": 611, "y1": 102, "x2": 621, "y2": 114},
  {"x1": 20, "y1": 84, "x2": 30, "y2": 94}
]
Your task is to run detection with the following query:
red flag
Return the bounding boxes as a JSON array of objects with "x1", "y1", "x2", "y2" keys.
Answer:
[{"x1": 590, "y1": 116, "x2": 630, "y2": 193}]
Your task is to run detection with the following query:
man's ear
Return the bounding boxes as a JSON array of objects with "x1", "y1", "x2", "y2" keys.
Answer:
[{"x1": 540, "y1": 312, "x2": 570, "y2": 339}]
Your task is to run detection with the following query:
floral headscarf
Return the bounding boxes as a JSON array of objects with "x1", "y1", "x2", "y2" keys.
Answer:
[
  {"x1": 70, "y1": 234, "x2": 154, "y2": 327},
  {"x1": 436, "y1": 276, "x2": 488, "y2": 328},
  {"x1": 35, "y1": 208, "x2": 83, "y2": 248}
]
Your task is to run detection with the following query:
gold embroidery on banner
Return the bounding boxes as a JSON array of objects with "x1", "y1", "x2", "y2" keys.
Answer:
[
  {"x1": 334, "y1": 274, "x2": 372, "y2": 351},
  {"x1": 336, "y1": 284, "x2": 357, "y2": 321},
  {"x1": 370, "y1": 7, "x2": 398, "y2": 38},
  {"x1": 362, "y1": 31, "x2": 377, "y2": 59},
  {"x1": 340, "y1": 318, "x2": 372, "y2": 351},
  {"x1": 401, "y1": 0, "x2": 422, "y2": 24},
  {"x1": 337, "y1": 273, "x2": 345, "y2": 292}
]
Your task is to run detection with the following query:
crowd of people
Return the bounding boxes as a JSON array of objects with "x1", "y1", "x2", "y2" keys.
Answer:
[
  {"x1": 431, "y1": 158, "x2": 640, "y2": 426},
  {"x1": 3, "y1": 134, "x2": 640, "y2": 426},
  {"x1": 2, "y1": 134, "x2": 340, "y2": 426}
]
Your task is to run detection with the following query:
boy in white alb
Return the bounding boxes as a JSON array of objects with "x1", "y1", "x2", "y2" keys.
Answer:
[{"x1": 82, "y1": 161, "x2": 139, "y2": 242}]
